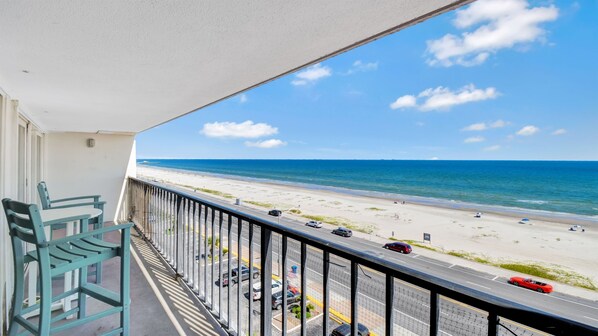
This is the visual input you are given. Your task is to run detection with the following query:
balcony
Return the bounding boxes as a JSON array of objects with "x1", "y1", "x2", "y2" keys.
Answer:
[{"x1": 117, "y1": 177, "x2": 597, "y2": 336}]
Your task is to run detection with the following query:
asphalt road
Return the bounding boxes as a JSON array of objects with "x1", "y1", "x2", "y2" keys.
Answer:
[{"x1": 146, "y1": 182, "x2": 598, "y2": 335}]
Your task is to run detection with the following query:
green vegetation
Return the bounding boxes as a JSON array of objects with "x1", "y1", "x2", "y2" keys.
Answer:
[
  {"x1": 245, "y1": 200, "x2": 274, "y2": 208},
  {"x1": 196, "y1": 188, "x2": 234, "y2": 199},
  {"x1": 366, "y1": 207, "x2": 385, "y2": 211},
  {"x1": 388, "y1": 237, "x2": 400, "y2": 241},
  {"x1": 289, "y1": 209, "x2": 302, "y2": 215},
  {"x1": 302, "y1": 214, "x2": 375, "y2": 234},
  {"x1": 402, "y1": 240, "x2": 437, "y2": 252},
  {"x1": 291, "y1": 303, "x2": 315, "y2": 319},
  {"x1": 179, "y1": 184, "x2": 235, "y2": 199},
  {"x1": 499, "y1": 263, "x2": 596, "y2": 290}
]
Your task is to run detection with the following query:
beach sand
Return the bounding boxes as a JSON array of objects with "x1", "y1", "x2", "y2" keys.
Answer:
[{"x1": 138, "y1": 166, "x2": 598, "y2": 299}]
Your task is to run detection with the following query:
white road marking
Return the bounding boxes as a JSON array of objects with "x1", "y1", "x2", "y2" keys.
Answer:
[
  {"x1": 448, "y1": 264, "x2": 455, "y2": 268},
  {"x1": 584, "y1": 315, "x2": 598, "y2": 322},
  {"x1": 466, "y1": 281, "x2": 491, "y2": 290},
  {"x1": 412, "y1": 254, "x2": 420, "y2": 258},
  {"x1": 492, "y1": 276, "x2": 498, "y2": 280}
]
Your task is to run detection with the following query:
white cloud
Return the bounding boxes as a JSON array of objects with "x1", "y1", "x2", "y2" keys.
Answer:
[
  {"x1": 420, "y1": 85, "x2": 499, "y2": 111},
  {"x1": 345, "y1": 60, "x2": 378, "y2": 75},
  {"x1": 429, "y1": 157, "x2": 440, "y2": 160},
  {"x1": 415, "y1": 122, "x2": 425, "y2": 127},
  {"x1": 490, "y1": 119, "x2": 509, "y2": 128},
  {"x1": 239, "y1": 94, "x2": 248, "y2": 103},
  {"x1": 244, "y1": 139, "x2": 287, "y2": 148},
  {"x1": 426, "y1": 0, "x2": 559, "y2": 67},
  {"x1": 552, "y1": 128, "x2": 567, "y2": 135},
  {"x1": 464, "y1": 136, "x2": 485, "y2": 143},
  {"x1": 516, "y1": 125, "x2": 539, "y2": 136},
  {"x1": 390, "y1": 95, "x2": 417, "y2": 109},
  {"x1": 291, "y1": 63, "x2": 331, "y2": 85},
  {"x1": 201, "y1": 121, "x2": 278, "y2": 139},
  {"x1": 462, "y1": 122, "x2": 488, "y2": 131},
  {"x1": 484, "y1": 145, "x2": 501, "y2": 151},
  {"x1": 391, "y1": 84, "x2": 498, "y2": 111},
  {"x1": 462, "y1": 119, "x2": 509, "y2": 131}
]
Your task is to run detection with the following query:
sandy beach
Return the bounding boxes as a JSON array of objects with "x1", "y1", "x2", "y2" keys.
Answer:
[{"x1": 138, "y1": 166, "x2": 598, "y2": 298}]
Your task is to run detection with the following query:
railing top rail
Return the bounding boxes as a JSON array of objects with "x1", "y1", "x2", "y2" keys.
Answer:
[{"x1": 128, "y1": 177, "x2": 598, "y2": 335}]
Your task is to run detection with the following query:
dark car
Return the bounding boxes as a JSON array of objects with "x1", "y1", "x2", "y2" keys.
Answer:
[
  {"x1": 330, "y1": 323, "x2": 370, "y2": 336},
  {"x1": 268, "y1": 209, "x2": 282, "y2": 217},
  {"x1": 272, "y1": 290, "x2": 302, "y2": 310},
  {"x1": 332, "y1": 227, "x2": 352, "y2": 237},
  {"x1": 383, "y1": 242, "x2": 412, "y2": 254},
  {"x1": 220, "y1": 265, "x2": 259, "y2": 286}
]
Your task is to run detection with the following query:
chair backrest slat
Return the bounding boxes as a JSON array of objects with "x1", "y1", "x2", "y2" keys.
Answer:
[
  {"x1": 2, "y1": 198, "x2": 48, "y2": 247},
  {"x1": 37, "y1": 181, "x2": 52, "y2": 209},
  {"x1": 11, "y1": 224, "x2": 38, "y2": 245}
]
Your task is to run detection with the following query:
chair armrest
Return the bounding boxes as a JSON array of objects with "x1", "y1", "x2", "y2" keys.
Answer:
[
  {"x1": 44, "y1": 223, "x2": 134, "y2": 247},
  {"x1": 52, "y1": 195, "x2": 102, "y2": 203},
  {"x1": 50, "y1": 201, "x2": 106, "y2": 210}
]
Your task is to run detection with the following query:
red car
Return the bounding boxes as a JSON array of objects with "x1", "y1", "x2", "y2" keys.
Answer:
[
  {"x1": 508, "y1": 277, "x2": 553, "y2": 293},
  {"x1": 383, "y1": 242, "x2": 412, "y2": 254}
]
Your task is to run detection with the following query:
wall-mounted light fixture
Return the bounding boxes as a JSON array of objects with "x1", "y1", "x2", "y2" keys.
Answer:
[{"x1": 87, "y1": 138, "x2": 95, "y2": 148}]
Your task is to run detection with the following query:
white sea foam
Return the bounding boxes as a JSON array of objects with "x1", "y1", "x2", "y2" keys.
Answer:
[{"x1": 517, "y1": 199, "x2": 548, "y2": 205}]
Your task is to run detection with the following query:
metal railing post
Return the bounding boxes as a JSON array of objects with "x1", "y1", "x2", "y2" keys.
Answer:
[{"x1": 260, "y1": 226, "x2": 273, "y2": 336}]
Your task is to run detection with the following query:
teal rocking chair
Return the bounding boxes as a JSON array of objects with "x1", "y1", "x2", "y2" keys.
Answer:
[
  {"x1": 37, "y1": 181, "x2": 106, "y2": 283},
  {"x1": 2, "y1": 198, "x2": 132, "y2": 336}
]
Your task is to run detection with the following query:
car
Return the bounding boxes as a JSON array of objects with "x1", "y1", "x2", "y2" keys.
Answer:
[
  {"x1": 252, "y1": 279, "x2": 283, "y2": 300},
  {"x1": 272, "y1": 290, "x2": 302, "y2": 310},
  {"x1": 508, "y1": 277, "x2": 553, "y2": 293},
  {"x1": 330, "y1": 323, "x2": 370, "y2": 336},
  {"x1": 306, "y1": 220, "x2": 323, "y2": 228},
  {"x1": 332, "y1": 227, "x2": 352, "y2": 237},
  {"x1": 383, "y1": 242, "x2": 412, "y2": 254},
  {"x1": 220, "y1": 265, "x2": 259, "y2": 286},
  {"x1": 268, "y1": 209, "x2": 282, "y2": 217}
]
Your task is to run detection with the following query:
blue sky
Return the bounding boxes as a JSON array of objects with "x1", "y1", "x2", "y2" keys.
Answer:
[{"x1": 137, "y1": 0, "x2": 598, "y2": 160}]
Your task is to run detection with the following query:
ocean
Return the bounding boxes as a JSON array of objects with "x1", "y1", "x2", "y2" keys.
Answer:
[{"x1": 138, "y1": 160, "x2": 598, "y2": 220}]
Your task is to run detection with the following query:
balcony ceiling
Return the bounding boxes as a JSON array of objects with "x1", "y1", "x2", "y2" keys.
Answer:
[{"x1": 0, "y1": 1, "x2": 469, "y2": 133}]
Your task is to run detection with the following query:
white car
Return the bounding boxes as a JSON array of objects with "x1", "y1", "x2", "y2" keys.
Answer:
[
  {"x1": 252, "y1": 279, "x2": 283, "y2": 300},
  {"x1": 305, "y1": 220, "x2": 323, "y2": 228}
]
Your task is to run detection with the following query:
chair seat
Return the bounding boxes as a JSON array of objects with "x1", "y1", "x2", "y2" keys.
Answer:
[{"x1": 26, "y1": 237, "x2": 120, "y2": 275}]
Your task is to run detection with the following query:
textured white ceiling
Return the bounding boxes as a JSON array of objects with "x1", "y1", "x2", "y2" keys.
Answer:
[{"x1": 0, "y1": 1, "x2": 469, "y2": 133}]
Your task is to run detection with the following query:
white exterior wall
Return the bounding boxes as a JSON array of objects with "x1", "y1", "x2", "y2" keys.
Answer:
[
  {"x1": 0, "y1": 91, "x2": 19, "y2": 331},
  {"x1": 45, "y1": 132, "x2": 137, "y2": 222}
]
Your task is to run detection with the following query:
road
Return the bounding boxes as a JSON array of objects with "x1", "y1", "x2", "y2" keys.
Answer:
[{"x1": 146, "y1": 183, "x2": 598, "y2": 335}]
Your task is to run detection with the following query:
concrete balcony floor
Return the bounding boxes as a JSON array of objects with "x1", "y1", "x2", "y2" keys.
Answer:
[{"x1": 23, "y1": 223, "x2": 227, "y2": 336}]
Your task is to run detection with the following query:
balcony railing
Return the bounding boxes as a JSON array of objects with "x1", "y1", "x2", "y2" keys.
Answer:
[{"x1": 121, "y1": 177, "x2": 597, "y2": 336}]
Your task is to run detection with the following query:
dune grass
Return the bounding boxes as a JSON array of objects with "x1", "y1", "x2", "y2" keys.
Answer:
[
  {"x1": 245, "y1": 200, "x2": 274, "y2": 208},
  {"x1": 303, "y1": 214, "x2": 375, "y2": 234},
  {"x1": 366, "y1": 207, "x2": 385, "y2": 211}
]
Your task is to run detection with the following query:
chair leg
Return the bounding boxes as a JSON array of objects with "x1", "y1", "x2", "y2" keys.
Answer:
[
  {"x1": 120, "y1": 227, "x2": 131, "y2": 335},
  {"x1": 78, "y1": 261, "x2": 88, "y2": 319},
  {"x1": 38, "y1": 261, "x2": 52, "y2": 335},
  {"x1": 94, "y1": 221, "x2": 103, "y2": 284},
  {"x1": 8, "y1": 259, "x2": 25, "y2": 336}
]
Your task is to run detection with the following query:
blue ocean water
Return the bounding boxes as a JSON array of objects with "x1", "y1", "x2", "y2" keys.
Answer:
[{"x1": 138, "y1": 160, "x2": 598, "y2": 218}]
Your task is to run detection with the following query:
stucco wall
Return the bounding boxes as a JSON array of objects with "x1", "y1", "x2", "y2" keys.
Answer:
[{"x1": 45, "y1": 132, "x2": 136, "y2": 221}]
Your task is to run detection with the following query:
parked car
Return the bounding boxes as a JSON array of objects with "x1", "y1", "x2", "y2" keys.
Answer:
[
  {"x1": 306, "y1": 220, "x2": 323, "y2": 228},
  {"x1": 508, "y1": 277, "x2": 553, "y2": 293},
  {"x1": 220, "y1": 265, "x2": 259, "y2": 286},
  {"x1": 252, "y1": 279, "x2": 283, "y2": 300},
  {"x1": 272, "y1": 290, "x2": 302, "y2": 310},
  {"x1": 268, "y1": 209, "x2": 282, "y2": 217},
  {"x1": 332, "y1": 227, "x2": 352, "y2": 237},
  {"x1": 383, "y1": 242, "x2": 412, "y2": 254},
  {"x1": 330, "y1": 323, "x2": 370, "y2": 336}
]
